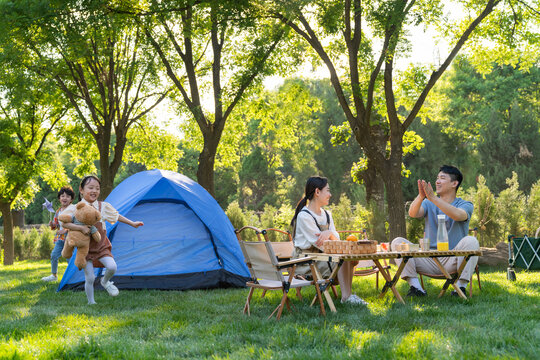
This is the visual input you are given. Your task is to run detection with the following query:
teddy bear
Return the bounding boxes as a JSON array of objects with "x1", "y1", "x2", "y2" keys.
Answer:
[{"x1": 59, "y1": 202, "x2": 102, "y2": 270}]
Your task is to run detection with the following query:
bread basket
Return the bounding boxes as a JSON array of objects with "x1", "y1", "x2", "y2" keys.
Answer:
[{"x1": 323, "y1": 240, "x2": 378, "y2": 254}]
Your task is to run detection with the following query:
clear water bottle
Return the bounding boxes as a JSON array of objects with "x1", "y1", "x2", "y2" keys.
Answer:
[{"x1": 436, "y1": 214, "x2": 449, "y2": 251}]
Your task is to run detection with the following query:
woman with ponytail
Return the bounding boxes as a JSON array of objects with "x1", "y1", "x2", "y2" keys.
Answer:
[{"x1": 291, "y1": 176, "x2": 367, "y2": 305}]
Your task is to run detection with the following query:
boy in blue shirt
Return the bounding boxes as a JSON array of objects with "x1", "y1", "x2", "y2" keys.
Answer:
[{"x1": 391, "y1": 165, "x2": 479, "y2": 297}]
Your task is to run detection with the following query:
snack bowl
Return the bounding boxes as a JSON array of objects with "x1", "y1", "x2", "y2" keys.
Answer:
[
  {"x1": 409, "y1": 244, "x2": 420, "y2": 252},
  {"x1": 396, "y1": 243, "x2": 409, "y2": 252}
]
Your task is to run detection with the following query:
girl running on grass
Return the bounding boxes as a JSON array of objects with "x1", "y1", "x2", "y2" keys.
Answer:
[{"x1": 61, "y1": 175, "x2": 144, "y2": 304}]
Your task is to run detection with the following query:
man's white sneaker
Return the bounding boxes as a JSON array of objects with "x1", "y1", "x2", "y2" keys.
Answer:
[
  {"x1": 341, "y1": 294, "x2": 368, "y2": 305},
  {"x1": 41, "y1": 275, "x2": 57, "y2": 282},
  {"x1": 101, "y1": 279, "x2": 119, "y2": 296}
]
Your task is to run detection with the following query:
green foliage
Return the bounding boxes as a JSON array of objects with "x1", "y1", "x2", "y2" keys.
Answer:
[
  {"x1": 461, "y1": 176, "x2": 494, "y2": 246},
  {"x1": 259, "y1": 204, "x2": 277, "y2": 229},
  {"x1": 259, "y1": 204, "x2": 279, "y2": 241},
  {"x1": 495, "y1": 172, "x2": 526, "y2": 238},
  {"x1": 273, "y1": 204, "x2": 295, "y2": 231},
  {"x1": 176, "y1": 143, "x2": 200, "y2": 183},
  {"x1": 329, "y1": 195, "x2": 355, "y2": 232},
  {"x1": 466, "y1": 0, "x2": 540, "y2": 74},
  {"x1": 524, "y1": 180, "x2": 540, "y2": 234},
  {"x1": 238, "y1": 147, "x2": 278, "y2": 209},
  {"x1": 12, "y1": 227, "x2": 54, "y2": 261},
  {"x1": 125, "y1": 121, "x2": 182, "y2": 172},
  {"x1": 1, "y1": 0, "x2": 171, "y2": 197},
  {"x1": 406, "y1": 216, "x2": 424, "y2": 243},
  {"x1": 12, "y1": 227, "x2": 23, "y2": 261},
  {"x1": 38, "y1": 225, "x2": 55, "y2": 260},
  {"x1": 0, "y1": 62, "x2": 68, "y2": 210},
  {"x1": 225, "y1": 201, "x2": 246, "y2": 231},
  {"x1": 427, "y1": 58, "x2": 540, "y2": 194},
  {"x1": 402, "y1": 116, "x2": 479, "y2": 201},
  {"x1": 25, "y1": 228, "x2": 41, "y2": 260}
]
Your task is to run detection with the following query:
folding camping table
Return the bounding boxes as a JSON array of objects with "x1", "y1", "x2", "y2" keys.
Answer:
[{"x1": 302, "y1": 249, "x2": 483, "y2": 311}]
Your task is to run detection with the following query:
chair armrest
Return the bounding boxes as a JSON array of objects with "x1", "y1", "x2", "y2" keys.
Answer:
[
  {"x1": 276, "y1": 256, "x2": 314, "y2": 269},
  {"x1": 235, "y1": 225, "x2": 262, "y2": 234}
]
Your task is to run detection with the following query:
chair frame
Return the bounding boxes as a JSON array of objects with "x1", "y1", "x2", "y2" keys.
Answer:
[
  {"x1": 262, "y1": 227, "x2": 340, "y2": 299},
  {"x1": 235, "y1": 226, "x2": 326, "y2": 320},
  {"x1": 419, "y1": 228, "x2": 482, "y2": 296},
  {"x1": 260, "y1": 228, "x2": 294, "y2": 261},
  {"x1": 418, "y1": 266, "x2": 481, "y2": 297}
]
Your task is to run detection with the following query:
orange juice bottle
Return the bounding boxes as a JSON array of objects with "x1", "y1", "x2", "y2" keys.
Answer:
[{"x1": 436, "y1": 214, "x2": 449, "y2": 251}]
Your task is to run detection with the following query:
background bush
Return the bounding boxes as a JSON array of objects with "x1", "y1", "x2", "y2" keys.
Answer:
[
  {"x1": 12, "y1": 226, "x2": 55, "y2": 260},
  {"x1": 38, "y1": 225, "x2": 55, "y2": 260},
  {"x1": 225, "y1": 201, "x2": 246, "y2": 231},
  {"x1": 13, "y1": 227, "x2": 24, "y2": 261}
]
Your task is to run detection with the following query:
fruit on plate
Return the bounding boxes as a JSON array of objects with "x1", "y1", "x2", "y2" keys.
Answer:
[{"x1": 346, "y1": 234, "x2": 358, "y2": 241}]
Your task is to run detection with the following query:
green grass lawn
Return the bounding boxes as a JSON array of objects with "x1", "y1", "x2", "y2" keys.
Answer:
[{"x1": 1, "y1": 261, "x2": 538, "y2": 359}]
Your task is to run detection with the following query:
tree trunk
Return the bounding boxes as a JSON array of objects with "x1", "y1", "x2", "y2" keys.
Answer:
[
  {"x1": 363, "y1": 166, "x2": 386, "y2": 241},
  {"x1": 1, "y1": 202, "x2": 14, "y2": 265},
  {"x1": 384, "y1": 158, "x2": 407, "y2": 240},
  {"x1": 12, "y1": 209, "x2": 24, "y2": 228},
  {"x1": 197, "y1": 135, "x2": 220, "y2": 196}
]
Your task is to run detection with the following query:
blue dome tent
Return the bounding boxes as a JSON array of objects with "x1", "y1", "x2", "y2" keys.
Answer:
[{"x1": 57, "y1": 169, "x2": 249, "y2": 291}]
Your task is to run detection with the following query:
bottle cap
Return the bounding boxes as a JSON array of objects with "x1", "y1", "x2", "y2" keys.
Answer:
[{"x1": 437, "y1": 214, "x2": 445, "y2": 220}]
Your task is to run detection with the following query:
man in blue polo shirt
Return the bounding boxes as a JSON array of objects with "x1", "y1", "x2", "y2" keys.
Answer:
[{"x1": 391, "y1": 165, "x2": 479, "y2": 297}]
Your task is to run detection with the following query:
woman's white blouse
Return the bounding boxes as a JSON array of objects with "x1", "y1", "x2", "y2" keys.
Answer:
[
  {"x1": 60, "y1": 199, "x2": 119, "y2": 226},
  {"x1": 294, "y1": 206, "x2": 339, "y2": 250}
]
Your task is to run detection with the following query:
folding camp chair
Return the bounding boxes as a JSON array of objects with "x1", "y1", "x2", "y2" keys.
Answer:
[
  {"x1": 418, "y1": 228, "x2": 482, "y2": 297},
  {"x1": 338, "y1": 230, "x2": 390, "y2": 291},
  {"x1": 260, "y1": 227, "x2": 340, "y2": 299},
  {"x1": 237, "y1": 233, "x2": 326, "y2": 320},
  {"x1": 236, "y1": 226, "x2": 305, "y2": 300},
  {"x1": 507, "y1": 230, "x2": 540, "y2": 281}
]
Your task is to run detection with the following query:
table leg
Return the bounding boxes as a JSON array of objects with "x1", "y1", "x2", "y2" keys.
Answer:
[
  {"x1": 309, "y1": 263, "x2": 326, "y2": 316},
  {"x1": 310, "y1": 259, "x2": 341, "y2": 313},
  {"x1": 375, "y1": 258, "x2": 406, "y2": 304}
]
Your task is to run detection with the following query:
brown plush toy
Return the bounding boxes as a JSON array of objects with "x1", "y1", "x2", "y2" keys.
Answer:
[{"x1": 59, "y1": 202, "x2": 102, "y2": 270}]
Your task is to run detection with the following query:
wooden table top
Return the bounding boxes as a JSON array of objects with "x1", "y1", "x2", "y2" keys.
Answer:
[{"x1": 303, "y1": 249, "x2": 483, "y2": 262}]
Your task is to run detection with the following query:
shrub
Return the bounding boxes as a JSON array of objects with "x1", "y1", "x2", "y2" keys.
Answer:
[
  {"x1": 329, "y1": 195, "x2": 372, "y2": 240},
  {"x1": 244, "y1": 210, "x2": 261, "y2": 229},
  {"x1": 495, "y1": 172, "x2": 525, "y2": 237},
  {"x1": 24, "y1": 228, "x2": 41, "y2": 260},
  {"x1": 259, "y1": 204, "x2": 278, "y2": 241},
  {"x1": 329, "y1": 195, "x2": 355, "y2": 232},
  {"x1": 38, "y1": 225, "x2": 55, "y2": 260},
  {"x1": 13, "y1": 227, "x2": 24, "y2": 261},
  {"x1": 470, "y1": 175, "x2": 498, "y2": 247},
  {"x1": 524, "y1": 180, "x2": 540, "y2": 235},
  {"x1": 351, "y1": 203, "x2": 370, "y2": 237},
  {"x1": 406, "y1": 216, "x2": 424, "y2": 243},
  {"x1": 225, "y1": 201, "x2": 246, "y2": 231},
  {"x1": 274, "y1": 204, "x2": 294, "y2": 232}
]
